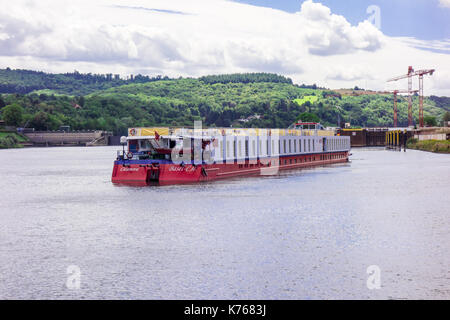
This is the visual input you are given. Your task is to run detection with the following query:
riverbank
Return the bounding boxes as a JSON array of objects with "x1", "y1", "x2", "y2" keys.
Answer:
[
  {"x1": 407, "y1": 138, "x2": 450, "y2": 154},
  {"x1": 0, "y1": 132, "x2": 30, "y2": 149}
]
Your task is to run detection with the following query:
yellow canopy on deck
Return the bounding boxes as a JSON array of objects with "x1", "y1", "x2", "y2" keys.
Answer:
[{"x1": 129, "y1": 127, "x2": 335, "y2": 138}]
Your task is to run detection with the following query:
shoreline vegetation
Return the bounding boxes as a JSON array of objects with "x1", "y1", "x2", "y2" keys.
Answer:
[
  {"x1": 406, "y1": 138, "x2": 450, "y2": 154},
  {"x1": 0, "y1": 131, "x2": 29, "y2": 149}
]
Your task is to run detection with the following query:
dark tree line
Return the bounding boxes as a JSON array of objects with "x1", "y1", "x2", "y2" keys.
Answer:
[
  {"x1": 0, "y1": 68, "x2": 172, "y2": 95},
  {"x1": 199, "y1": 73, "x2": 293, "y2": 85}
]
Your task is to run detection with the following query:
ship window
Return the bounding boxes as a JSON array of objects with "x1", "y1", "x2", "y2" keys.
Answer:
[
  {"x1": 304, "y1": 140, "x2": 306, "y2": 152},
  {"x1": 245, "y1": 140, "x2": 249, "y2": 157},
  {"x1": 266, "y1": 140, "x2": 269, "y2": 156},
  {"x1": 308, "y1": 139, "x2": 311, "y2": 152},
  {"x1": 238, "y1": 141, "x2": 242, "y2": 157},
  {"x1": 278, "y1": 140, "x2": 281, "y2": 154},
  {"x1": 272, "y1": 140, "x2": 274, "y2": 155},
  {"x1": 289, "y1": 140, "x2": 292, "y2": 153},
  {"x1": 294, "y1": 140, "x2": 297, "y2": 153},
  {"x1": 312, "y1": 140, "x2": 315, "y2": 151},
  {"x1": 144, "y1": 140, "x2": 153, "y2": 150},
  {"x1": 226, "y1": 141, "x2": 230, "y2": 158},
  {"x1": 233, "y1": 141, "x2": 236, "y2": 157}
]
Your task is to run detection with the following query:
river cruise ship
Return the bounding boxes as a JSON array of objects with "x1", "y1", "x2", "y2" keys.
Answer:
[{"x1": 112, "y1": 123, "x2": 351, "y2": 185}]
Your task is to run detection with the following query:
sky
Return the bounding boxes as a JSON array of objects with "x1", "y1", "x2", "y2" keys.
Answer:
[
  {"x1": 0, "y1": 0, "x2": 449, "y2": 95},
  {"x1": 234, "y1": 0, "x2": 450, "y2": 40}
]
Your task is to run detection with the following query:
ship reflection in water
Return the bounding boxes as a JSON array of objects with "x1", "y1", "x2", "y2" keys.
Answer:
[{"x1": 0, "y1": 146, "x2": 449, "y2": 299}]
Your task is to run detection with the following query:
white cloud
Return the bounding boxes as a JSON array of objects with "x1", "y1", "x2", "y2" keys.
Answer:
[
  {"x1": 0, "y1": 0, "x2": 448, "y2": 95},
  {"x1": 326, "y1": 66, "x2": 376, "y2": 82},
  {"x1": 398, "y1": 37, "x2": 450, "y2": 54},
  {"x1": 297, "y1": 0, "x2": 383, "y2": 55},
  {"x1": 439, "y1": 0, "x2": 450, "y2": 8}
]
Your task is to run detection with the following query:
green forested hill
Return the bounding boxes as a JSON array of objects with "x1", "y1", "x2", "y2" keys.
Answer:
[
  {"x1": 0, "y1": 71, "x2": 448, "y2": 135},
  {"x1": 0, "y1": 68, "x2": 171, "y2": 95}
]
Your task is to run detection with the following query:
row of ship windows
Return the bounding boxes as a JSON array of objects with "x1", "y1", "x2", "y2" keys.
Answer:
[
  {"x1": 329, "y1": 139, "x2": 348, "y2": 151},
  {"x1": 217, "y1": 138, "x2": 348, "y2": 158},
  {"x1": 280, "y1": 154, "x2": 345, "y2": 165},
  {"x1": 235, "y1": 153, "x2": 347, "y2": 169},
  {"x1": 277, "y1": 153, "x2": 347, "y2": 166}
]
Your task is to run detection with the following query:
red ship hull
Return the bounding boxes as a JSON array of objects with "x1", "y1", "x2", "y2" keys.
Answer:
[{"x1": 112, "y1": 151, "x2": 349, "y2": 185}]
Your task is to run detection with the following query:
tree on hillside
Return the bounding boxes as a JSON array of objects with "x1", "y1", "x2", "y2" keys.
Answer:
[
  {"x1": 424, "y1": 115, "x2": 437, "y2": 127},
  {"x1": 296, "y1": 112, "x2": 320, "y2": 123},
  {"x1": 30, "y1": 111, "x2": 50, "y2": 130},
  {"x1": 443, "y1": 111, "x2": 450, "y2": 125},
  {"x1": 2, "y1": 104, "x2": 23, "y2": 126}
]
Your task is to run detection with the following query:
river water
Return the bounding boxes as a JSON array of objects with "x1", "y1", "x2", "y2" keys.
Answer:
[{"x1": 0, "y1": 146, "x2": 449, "y2": 299}]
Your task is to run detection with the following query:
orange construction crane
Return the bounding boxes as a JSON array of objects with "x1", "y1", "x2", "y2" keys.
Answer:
[
  {"x1": 381, "y1": 89, "x2": 419, "y2": 127},
  {"x1": 387, "y1": 66, "x2": 435, "y2": 127}
]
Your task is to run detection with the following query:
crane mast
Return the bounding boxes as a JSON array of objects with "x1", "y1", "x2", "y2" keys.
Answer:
[
  {"x1": 387, "y1": 66, "x2": 435, "y2": 127},
  {"x1": 381, "y1": 90, "x2": 418, "y2": 127}
]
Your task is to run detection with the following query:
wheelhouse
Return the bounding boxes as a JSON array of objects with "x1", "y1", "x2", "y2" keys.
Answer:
[
  {"x1": 118, "y1": 129, "x2": 215, "y2": 162},
  {"x1": 291, "y1": 122, "x2": 325, "y2": 130}
]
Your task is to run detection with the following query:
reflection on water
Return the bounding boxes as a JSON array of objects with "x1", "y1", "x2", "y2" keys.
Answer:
[{"x1": 0, "y1": 146, "x2": 449, "y2": 299}]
